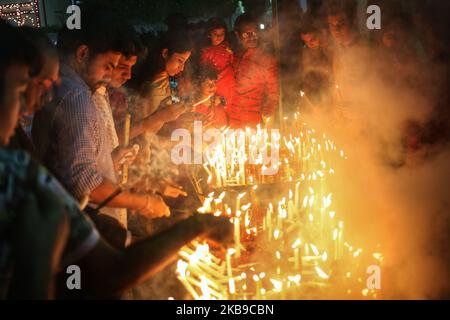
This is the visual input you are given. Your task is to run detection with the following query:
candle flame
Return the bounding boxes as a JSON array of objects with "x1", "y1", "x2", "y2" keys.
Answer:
[{"x1": 314, "y1": 266, "x2": 329, "y2": 279}]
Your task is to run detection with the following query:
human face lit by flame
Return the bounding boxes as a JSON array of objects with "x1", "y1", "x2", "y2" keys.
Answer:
[
  {"x1": 0, "y1": 64, "x2": 29, "y2": 146},
  {"x1": 301, "y1": 32, "x2": 321, "y2": 50},
  {"x1": 237, "y1": 23, "x2": 259, "y2": 50},
  {"x1": 163, "y1": 49, "x2": 191, "y2": 77},
  {"x1": 327, "y1": 14, "x2": 352, "y2": 46},
  {"x1": 110, "y1": 55, "x2": 138, "y2": 88},
  {"x1": 200, "y1": 78, "x2": 217, "y2": 98},
  {"x1": 24, "y1": 55, "x2": 59, "y2": 115},
  {"x1": 209, "y1": 28, "x2": 226, "y2": 46}
]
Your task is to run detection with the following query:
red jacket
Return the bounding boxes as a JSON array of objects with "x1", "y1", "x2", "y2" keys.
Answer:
[
  {"x1": 194, "y1": 97, "x2": 228, "y2": 128},
  {"x1": 200, "y1": 43, "x2": 235, "y2": 107},
  {"x1": 227, "y1": 47, "x2": 279, "y2": 128}
]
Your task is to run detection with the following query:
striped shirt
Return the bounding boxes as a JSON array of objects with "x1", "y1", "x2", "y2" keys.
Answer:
[{"x1": 32, "y1": 64, "x2": 117, "y2": 201}]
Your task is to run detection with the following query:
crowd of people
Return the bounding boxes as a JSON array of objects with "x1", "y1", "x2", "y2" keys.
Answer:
[{"x1": 0, "y1": 0, "x2": 448, "y2": 299}]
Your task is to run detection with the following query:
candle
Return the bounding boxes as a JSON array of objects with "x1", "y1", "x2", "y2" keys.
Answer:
[
  {"x1": 267, "y1": 203, "x2": 273, "y2": 240},
  {"x1": 178, "y1": 276, "x2": 200, "y2": 300},
  {"x1": 253, "y1": 275, "x2": 262, "y2": 300},
  {"x1": 120, "y1": 113, "x2": 131, "y2": 185},
  {"x1": 292, "y1": 238, "x2": 301, "y2": 271},
  {"x1": 234, "y1": 217, "x2": 241, "y2": 258},
  {"x1": 333, "y1": 228, "x2": 339, "y2": 261},
  {"x1": 294, "y1": 247, "x2": 300, "y2": 270},
  {"x1": 118, "y1": 113, "x2": 132, "y2": 229},
  {"x1": 178, "y1": 252, "x2": 227, "y2": 280},
  {"x1": 338, "y1": 221, "x2": 344, "y2": 259},
  {"x1": 295, "y1": 181, "x2": 301, "y2": 210},
  {"x1": 276, "y1": 250, "x2": 281, "y2": 275},
  {"x1": 236, "y1": 192, "x2": 246, "y2": 213},
  {"x1": 288, "y1": 190, "x2": 295, "y2": 220},
  {"x1": 226, "y1": 248, "x2": 235, "y2": 279}
]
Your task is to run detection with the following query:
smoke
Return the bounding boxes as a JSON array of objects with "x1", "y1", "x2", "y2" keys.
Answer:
[{"x1": 302, "y1": 32, "x2": 450, "y2": 298}]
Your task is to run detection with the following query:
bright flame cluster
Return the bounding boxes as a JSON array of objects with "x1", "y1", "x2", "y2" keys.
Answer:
[{"x1": 176, "y1": 115, "x2": 383, "y2": 300}]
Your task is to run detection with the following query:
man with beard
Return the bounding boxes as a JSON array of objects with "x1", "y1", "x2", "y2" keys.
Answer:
[{"x1": 32, "y1": 13, "x2": 171, "y2": 236}]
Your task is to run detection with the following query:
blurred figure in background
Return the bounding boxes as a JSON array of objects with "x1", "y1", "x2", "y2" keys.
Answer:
[
  {"x1": 7, "y1": 27, "x2": 59, "y2": 158},
  {"x1": 324, "y1": 0, "x2": 373, "y2": 116},
  {"x1": 298, "y1": 14, "x2": 333, "y2": 108}
]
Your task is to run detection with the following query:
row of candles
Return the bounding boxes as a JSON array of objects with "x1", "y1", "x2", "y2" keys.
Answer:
[
  {"x1": 203, "y1": 118, "x2": 346, "y2": 189},
  {"x1": 176, "y1": 118, "x2": 382, "y2": 299}
]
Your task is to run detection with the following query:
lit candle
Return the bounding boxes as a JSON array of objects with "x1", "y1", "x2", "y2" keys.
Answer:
[
  {"x1": 294, "y1": 247, "x2": 300, "y2": 270},
  {"x1": 338, "y1": 221, "x2": 344, "y2": 259},
  {"x1": 178, "y1": 276, "x2": 200, "y2": 300},
  {"x1": 236, "y1": 192, "x2": 246, "y2": 213},
  {"x1": 294, "y1": 181, "x2": 301, "y2": 210},
  {"x1": 226, "y1": 248, "x2": 236, "y2": 296},
  {"x1": 234, "y1": 217, "x2": 241, "y2": 258},
  {"x1": 267, "y1": 203, "x2": 273, "y2": 240},
  {"x1": 333, "y1": 228, "x2": 339, "y2": 260},
  {"x1": 292, "y1": 238, "x2": 301, "y2": 271},
  {"x1": 276, "y1": 251, "x2": 281, "y2": 275},
  {"x1": 253, "y1": 275, "x2": 262, "y2": 300},
  {"x1": 288, "y1": 189, "x2": 295, "y2": 220},
  {"x1": 226, "y1": 248, "x2": 235, "y2": 278}
]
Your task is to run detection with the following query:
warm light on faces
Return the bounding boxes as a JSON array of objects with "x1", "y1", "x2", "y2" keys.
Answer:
[
  {"x1": 209, "y1": 28, "x2": 226, "y2": 46},
  {"x1": 327, "y1": 15, "x2": 352, "y2": 45},
  {"x1": 237, "y1": 24, "x2": 259, "y2": 49},
  {"x1": 110, "y1": 55, "x2": 138, "y2": 88},
  {"x1": 301, "y1": 33, "x2": 321, "y2": 50},
  {"x1": 163, "y1": 50, "x2": 191, "y2": 77},
  {"x1": 24, "y1": 56, "x2": 59, "y2": 115},
  {"x1": 200, "y1": 78, "x2": 217, "y2": 97},
  {"x1": 0, "y1": 64, "x2": 29, "y2": 146},
  {"x1": 81, "y1": 50, "x2": 121, "y2": 90}
]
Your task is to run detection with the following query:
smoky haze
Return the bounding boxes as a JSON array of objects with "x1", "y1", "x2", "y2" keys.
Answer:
[{"x1": 296, "y1": 0, "x2": 449, "y2": 299}]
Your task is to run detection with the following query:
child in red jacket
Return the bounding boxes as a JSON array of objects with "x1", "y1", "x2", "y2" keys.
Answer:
[
  {"x1": 200, "y1": 18, "x2": 235, "y2": 108},
  {"x1": 193, "y1": 67, "x2": 228, "y2": 128}
]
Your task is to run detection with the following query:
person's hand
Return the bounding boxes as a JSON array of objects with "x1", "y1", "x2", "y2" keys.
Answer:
[
  {"x1": 141, "y1": 98, "x2": 191, "y2": 133},
  {"x1": 261, "y1": 114, "x2": 272, "y2": 126},
  {"x1": 163, "y1": 184, "x2": 187, "y2": 198},
  {"x1": 139, "y1": 194, "x2": 171, "y2": 218},
  {"x1": 194, "y1": 215, "x2": 233, "y2": 245},
  {"x1": 12, "y1": 185, "x2": 70, "y2": 273},
  {"x1": 112, "y1": 144, "x2": 140, "y2": 171},
  {"x1": 156, "y1": 97, "x2": 191, "y2": 122}
]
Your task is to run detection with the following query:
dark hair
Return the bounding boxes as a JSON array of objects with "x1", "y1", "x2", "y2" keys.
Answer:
[
  {"x1": 323, "y1": 0, "x2": 357, "y2": 25},
  {"x1": 115, "y1": 23, "x2": 146, "y2": 59},
  {"x1": 165, "y1": 12, "x2": 188, "y2": 32},
  {"x1": 206, "y1": 18, "x2": 228, "y2": 34},
  {"x1": 299, "y1": 15, "x2": 325, "y2": 35},
  {"x1": 0, "y1": 20, "x2": 42, "y2": 102},
  {"x1": 234, "y1": 13, "x2": 257, "y2": 33},
  {"x1": 21, "y1": 26, "x2": 58, "y2": 63},
  {"x1": 194, "y1": 66, "x2": 218, "y2": 86},
  {"x1": 132, "y1": 31, "x2": 193, "y2": 89},
  {"x1": 57, "y1": 9, "x2": 142, "y2": 59}
]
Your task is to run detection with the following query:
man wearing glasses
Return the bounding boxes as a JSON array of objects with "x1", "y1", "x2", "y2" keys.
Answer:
[{"x1": 227, "y1": 13, "x2": 279, "y2": 128}]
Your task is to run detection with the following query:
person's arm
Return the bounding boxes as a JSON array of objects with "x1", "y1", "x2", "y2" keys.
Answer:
[
  {"x1": 89, "y1": 179, "x2": 170, "y2": 218},
  {"x1": 75, "y1": 214, "x2": 232, "y2": 298},
  {"x1": 116, "y1": 99, "x2": 190, "y2": 143},
  {"x1": 9, "y1": 186, "x2": 69, "y2": 299},
  {"x1": 55, "y1": 89, "x2": 105, "y2": 200}
]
